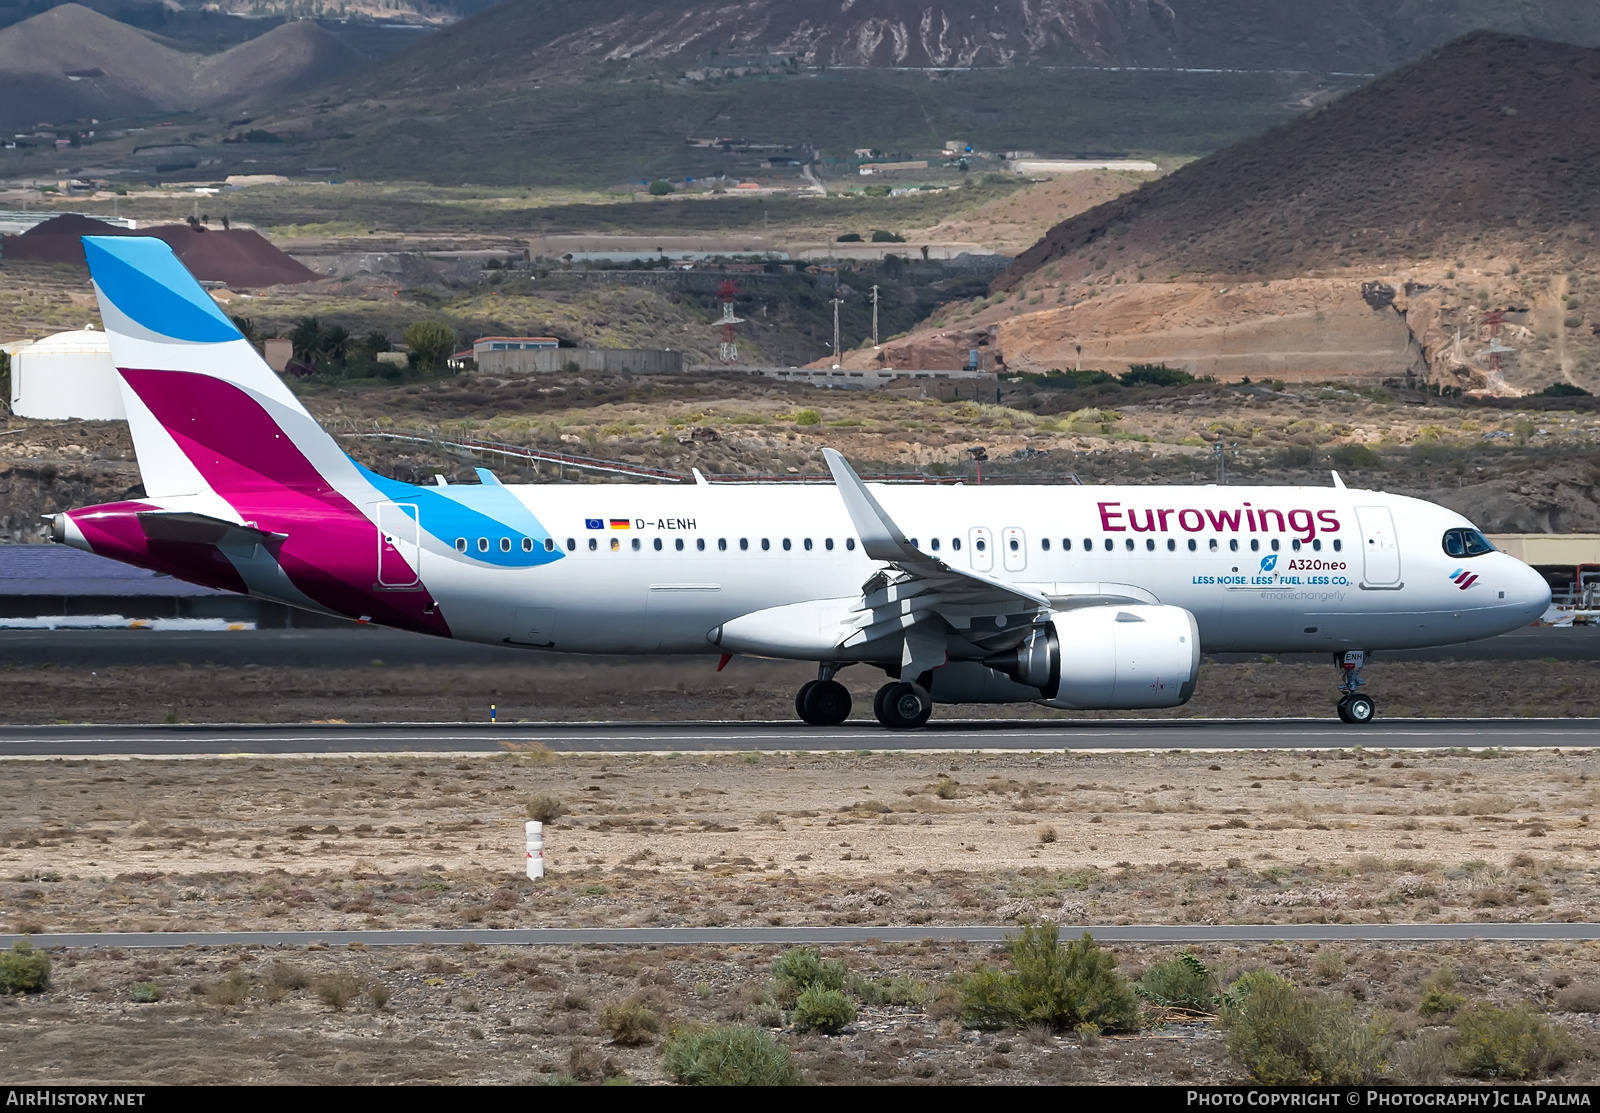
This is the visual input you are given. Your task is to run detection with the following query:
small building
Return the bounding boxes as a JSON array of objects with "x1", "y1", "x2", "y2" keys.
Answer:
[
  {"x1": 477, "y1": 348, "x2": 682, "y2": 375},
  {"x1": 263, "y1": 337, "x2": 292, "y2": 372},
  {"x1": 472, "y1": 336, "x2": 560, "y2": 361},
  {"x1": 9, "y1": 328, "x2": 126, "y2": 421}
]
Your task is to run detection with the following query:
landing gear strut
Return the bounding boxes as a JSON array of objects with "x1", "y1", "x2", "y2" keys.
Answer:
[
  {"x1": 873, "y1": 680, "x2": 932, "y2": 730},
  {"x1": 1335, "y1": 650, "x2": 1375, "y2": 725},
  {"x1": 796, "y1": 664, "x2": 852, "y2": 726}
]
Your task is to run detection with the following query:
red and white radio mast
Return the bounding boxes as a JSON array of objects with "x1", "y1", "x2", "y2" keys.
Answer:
[{"x1": 717, "y1": 280, "x2": 743, "y2": 363}]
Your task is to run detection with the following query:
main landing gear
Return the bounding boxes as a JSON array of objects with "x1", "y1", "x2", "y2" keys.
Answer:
[
  {"x1": 1335, "y1": 650, "x2": 1375, "y2": 725},
  {"x1": 873, "y1": 680, "x2": 932, "y2": 730},
  {"x1": 796, "y1": 665, "x2": 852, "y2": 726}
]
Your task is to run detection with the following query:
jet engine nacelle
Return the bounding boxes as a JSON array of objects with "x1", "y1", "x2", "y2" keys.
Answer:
[{"x1": 973, "y1": 603, "x2": 1200, "y2": 709}]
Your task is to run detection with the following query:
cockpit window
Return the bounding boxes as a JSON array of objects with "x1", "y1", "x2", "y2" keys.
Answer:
[{"x1": 1442, "y1": 528, "x2": 1495, "y2": 558}]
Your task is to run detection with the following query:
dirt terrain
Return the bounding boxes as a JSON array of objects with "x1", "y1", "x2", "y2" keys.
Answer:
[
  {"x1": 5, "y1": 750, "x2": 1600, "y2": 1083},
  {"x1": 874, "y1": 34, "x2": 1600, "y2": 393}
]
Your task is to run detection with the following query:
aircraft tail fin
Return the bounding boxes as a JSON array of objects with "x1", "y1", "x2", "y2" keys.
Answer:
[{"x1": 82, "y1": 235, "x2": 351, "y2": 503}]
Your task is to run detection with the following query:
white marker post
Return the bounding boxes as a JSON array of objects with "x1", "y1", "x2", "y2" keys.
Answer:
[{"x1": 525, "y1": 820, "x2": 544, "y2": 880}]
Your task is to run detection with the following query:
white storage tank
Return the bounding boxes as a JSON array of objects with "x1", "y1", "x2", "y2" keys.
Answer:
[{"x1": 10, "y1": 327, "x2": 126, "y2": 421}]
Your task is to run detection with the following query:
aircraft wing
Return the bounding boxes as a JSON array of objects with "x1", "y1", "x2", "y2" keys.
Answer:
[{"x1": 823, "y1": 448, "x2": 1050, "y2": 676}]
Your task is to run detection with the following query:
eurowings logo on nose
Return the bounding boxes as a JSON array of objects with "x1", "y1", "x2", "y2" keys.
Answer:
[
  {"x1": 1449, "y1": 568, "x2": 1479, "y2": 590},
  {"x1": 1259, "y1": 554, "x2": 1277, "y2": 572}
]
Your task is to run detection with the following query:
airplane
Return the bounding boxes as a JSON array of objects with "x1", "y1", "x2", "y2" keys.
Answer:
[{"x1": 49, "y1": 235, "x2": 1552, "y2": 728}]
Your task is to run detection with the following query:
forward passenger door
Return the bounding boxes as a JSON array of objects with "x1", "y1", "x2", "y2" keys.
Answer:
[
  {"x1": 1002, "y1": 527, "x2": 1027, "y2": 572},
  {"x1": 1355, "y1": 505, "x2": 1402, "y2": 586}
]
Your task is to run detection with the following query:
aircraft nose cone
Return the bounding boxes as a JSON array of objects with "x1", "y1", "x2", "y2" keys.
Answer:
[{"x1": 1516, "y1": 560, "x2": 1552, "y2": 620}]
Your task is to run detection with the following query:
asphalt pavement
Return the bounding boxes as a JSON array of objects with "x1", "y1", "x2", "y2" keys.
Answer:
[
  {"x1": 0, "y1": 623, "x2": 1595, "y2": 669},
  {"x1": 0, "y1": 717, "x2": 1592, "y2": 757}
]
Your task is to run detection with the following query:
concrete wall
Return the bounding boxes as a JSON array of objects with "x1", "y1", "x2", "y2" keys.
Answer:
[{"x1": 478, "y1": 348, "x2": 683, "y2": 374}]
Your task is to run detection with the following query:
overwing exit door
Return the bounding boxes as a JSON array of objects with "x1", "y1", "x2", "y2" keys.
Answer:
[
  {"x1": 968, "y1": 527, "x2": 994, "y2": 572},
  {"x1": 1002, "y1": 527, "x2": 1027, "y2": 571},
  {"x1": 1355, "y1": 505, "x2": 1401, "y2": 586},
  {"x1": 377, "y1": 502, "x2": 420, "y2": 587}
]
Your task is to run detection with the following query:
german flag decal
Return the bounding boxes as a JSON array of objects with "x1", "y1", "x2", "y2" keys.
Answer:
[{"x1": 609, "y1": 519, "x2": 631, "y2": 530}]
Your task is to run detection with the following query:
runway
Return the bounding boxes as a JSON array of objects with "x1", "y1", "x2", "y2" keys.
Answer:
[
  {"x1": 0, "y1": 623, "x2": 1595, "y2": 669},
  {"x1": 6, "y1": 923, "x2": 1599, "y2": 949},
  {"x1": 0, "y1": 717, "x2": 1594, "y2": 757}
]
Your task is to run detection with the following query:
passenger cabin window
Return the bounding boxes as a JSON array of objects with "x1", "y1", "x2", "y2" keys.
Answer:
[
  {"x1": 931, "y1": 538, "x2": 941, "y2": 551},
  {"x1": 1333, "y1": 539, "x2": 1343, "y2": 552},
  {"x1": 804, "y1": 538, "x2": 813, "y2": 551},
  {"x1": 675, "y1": 538, "x2": 684, "y2": 551},
  {"x1": 740, "y1": 539, "x2": 749, "y2": 551},
  {"x1": 1442, "y1": 528, "x2": 1495, "y2": 557},
  {"x1": 1146, "y1": 539, "x2": 1155, "y2": 551},
  {"x1": 1103, "y1": 538, "x2": 1113, "y2": 552},
  {"x1": 782, "y1": 538, "x2": 791, "y2": 551},
  {"x1": 544, "y1": 538, "x2": 555, "y2": 552},
  {"x1": 1291, "y1": 539, "x2": 1301, "y2": 551},
  {"x1": 1312, "y1": 539, "x2": 1322, "y2": 552},
  {"x1": 1083, "y1": 538, "x2": 1091, "y2": 551},
  {"x1": 1209, "y1": 539, "x2": 1218, "y2": 551},
  {"x1": 824, "y1": 538, "x2": 834, "y2": 551},
  {"x1": 1124, "y1": 538, "x2": 1134, "y2": 551},
  {"x1": 1166, "y1": 539, "x2": 1176, "y2": 551},
  {"x1": 846, "y1": 539, "x2": 856, "y2": 551},
  {"x1": 653, "y1": 538, "x2": 662, "y2": 551},
  {"x1": 1270, "y1": 539, "x2": 1280, "y2": 551},
  {"x1": 1062, "y1": 538, "x2": 1072, "y2": 551},
  {"x1": 718, "y1": 539, "x2": 727, "y2": 551},
  {"x1": 566, "y1": 538, "x2": 576, "y2": 552},
  {"x1": 697, "y1": 539, "x2": 705, "y2": 551},
  {"x1": 631, "y1": 538, "x2": 641, "y2": 551},
  {"x1": 610, "y1": 538, "x2": 619, "y2": 551},
  {"x1": 975, "y1": 538, "x2": 987, "y2": 552},
  {"x1": 1229, "y1": 539, "x2": 1238, "y2": 552},
  {"x1": 1249, "y1": 539, "x2": 1259, "y2": 551},
  {"x1": 1187, "y1": 539, "x2": 1197, "y2": 551},
  {"x1": 1040, "y1": 538, "x2": 1049, "y2": 551},
  {"x1": 951, "y1": 538, "x2": 961, "y2": 551},
  {"x1": 501, "y1": 538, "x2": 512, "y2": 552},
  {"x1": 761, "y1": 538, "x2": 771, "y2": 551},
  {"x1": 523, "y1": 537, "x2": 535, "y2": 552},
  {"x1": 455, "y1": 538, "x2": 467, "y2": 552},
  {"x1": 588, "y1": 538, "x2": 597, "y2": 551},
  {"x1": 477, "y1": 537, "x2": 488, "y2": 552},
  {"x1": 1008, "y1": 537, "x2": 1020, "y2": 552}
]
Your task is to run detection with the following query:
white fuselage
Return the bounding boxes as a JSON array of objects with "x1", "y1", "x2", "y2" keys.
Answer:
[{"x1": 411, "y1": 482, "x2": 1551, "y2": 657}]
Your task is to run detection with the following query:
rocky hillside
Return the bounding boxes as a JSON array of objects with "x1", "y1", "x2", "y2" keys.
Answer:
[
  {"x1": 325, "y1": 0, "x2": 1600, "y2": 79},
  {"x1": 856, "y1": 32, "x2": 1600, "y2": 394},
  {"x1": 0, "y1": 4, "x2": 364, "y2": 128}
]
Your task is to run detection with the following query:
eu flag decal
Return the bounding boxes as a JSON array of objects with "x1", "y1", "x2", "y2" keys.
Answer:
[{"x1": 585, "y1": 518, "x2": 603, "y2": 530}]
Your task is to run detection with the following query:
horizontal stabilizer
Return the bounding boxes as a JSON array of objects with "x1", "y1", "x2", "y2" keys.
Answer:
[{"x1": 137, "y1": 510, "x2": 287, "y2": 548}]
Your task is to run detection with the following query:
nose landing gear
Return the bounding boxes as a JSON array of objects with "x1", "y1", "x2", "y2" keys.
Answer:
[
  {"x1": 796, "y1": 664, "x2": 852, "y2": 726},
  {"x1": 1335, "y1": 650, "x2": 1375, "y2": 724}
]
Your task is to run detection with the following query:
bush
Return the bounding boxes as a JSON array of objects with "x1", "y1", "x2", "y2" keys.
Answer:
[
  {"x1": 315, "y1": 973, "x2": 361, "y2": 1011},
  {"x1": 129, "y1": 981, "x2": 163, "y2": 1003},
  {"x1": 845, "y1": 973, "x2": 927, "y2": 1007},
  {"x1": 0, "y1": 941, "x2": 50, "y2": 994},
  {"x1": 403, "y1": 321, "x2": 457, "y2": 371},
  {"x1": 368, "y1": 982, "x2": 390, "y2": 1010},
  {"x1": 1221, "y1": 970, "x2": 1391, "y2": 1084},
  {"x1": 647, "y1": 180, "x2": 675, "y2": 195},
  {"x1": 205, "y1": 970, "x2": 249, "y2": 1008},
  {"x1": 956, "y1": 923, "x2": 1139, "y2": 1033},
  {"x1": 772, "y1": 946, "x2": 846, "y2": 1007},
  {"x1": 794, "y1": 409, "x2": 820, "y2": 426},
  {"x1": 835, "y1": 232, "x2": 863, "y2": 242},
  {"x1": 1137, "y1": 951, "x2": 1217, "y2": 1011},
  {"x1": 1419, "y1": 966, "x2": 1464, "y2": 1018},
  {"x1": 1539, "y1": 381, "x2": 1592, "y2": 397},
  {"x1": 1120, "y1": 363, "x2": 1193, "y2": 388},
  {"x1": 527, "y1": 793, "x2": 567, "y2": 824},
  {"x1": 1330, "y1": 443, "x2": 1381, "y2": 468},
  {"x1": 599, "y1": 997, "x2": 661, "y2": 1045},
  {"x1": 792, "y1": 985, "x2": 856, "y2": 1034},
  {"x1": 1454, "y1": 1003, "x2": 1574, "y2": 1080},
  {"x1": 663, "y1": 1025, "x2": 800, "y2": 1086},
  {"x1": 870, "y1": 230, "x2": 905, "y2": 242}
]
